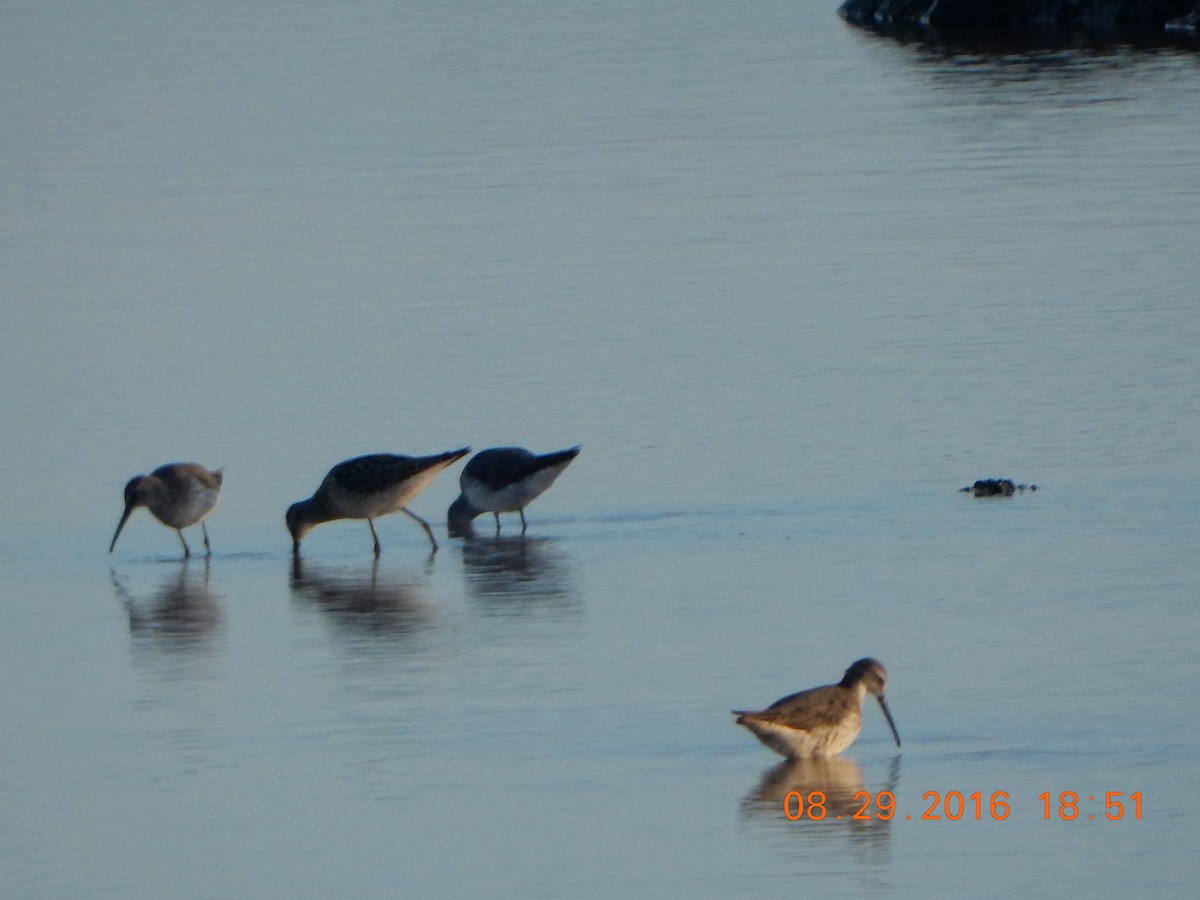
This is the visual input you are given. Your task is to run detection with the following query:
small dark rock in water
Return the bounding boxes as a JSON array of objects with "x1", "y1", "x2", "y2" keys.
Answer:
[{"x1": 960, "y1": 479, "x2": 1038, "y2": 497}]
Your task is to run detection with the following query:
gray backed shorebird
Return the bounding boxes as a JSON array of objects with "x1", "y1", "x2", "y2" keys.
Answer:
[
  {"x1": 733, "y1": 658, "x2": 901, "y2": 759},
  {"x1": 447, "y1": 446, "x2": 580, "y2": 536},
  {"x1": 287, "y1": 448, "x2": 469, "y2": 556},
  {"x1": 109, "y1": 463, "x2": 223, "y2": 559}
]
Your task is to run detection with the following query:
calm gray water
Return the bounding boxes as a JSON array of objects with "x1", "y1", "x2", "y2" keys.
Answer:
[{"x1": 2, "y1": 2, "x2": 1198, "y2": 897}]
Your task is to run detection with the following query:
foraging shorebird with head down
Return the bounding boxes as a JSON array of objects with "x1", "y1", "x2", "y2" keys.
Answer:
[
  {"x1": 448, "y1": 446, "x2": 580, "y2": 536},
  {"x1": 109, "y1": 463, "x2": 223, "y2": 559},
  {"x1": 287, "y1": 448, "x2": 469, "y2": 556}
]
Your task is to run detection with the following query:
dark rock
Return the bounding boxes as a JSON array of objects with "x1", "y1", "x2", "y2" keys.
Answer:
[
  {"x1": 960, "y1": 478, "x2": 1039, "y2": 497},
  {"x1": 839, "y1": 0, "x2": 1200, "y2": 46}
]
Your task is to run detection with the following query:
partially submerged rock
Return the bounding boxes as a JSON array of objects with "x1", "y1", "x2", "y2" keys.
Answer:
[
  {"x1": 838, "y1": 0, "x2": 1200, "y2": 46},
  {"x1": 961, "y1": 478, "x2": 1038, "y2": 497}
]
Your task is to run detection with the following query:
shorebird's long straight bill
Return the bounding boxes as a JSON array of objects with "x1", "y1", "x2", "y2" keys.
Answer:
[
  {"x1": 877, "y1": 696, "x2": 901, "y2": 747},
  {"x1": 109, "y1": 504, "x2": 135, "y2": 553}
]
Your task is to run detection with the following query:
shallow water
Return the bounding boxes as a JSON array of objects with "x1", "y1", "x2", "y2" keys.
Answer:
[{"x1": 2, "y1": 2, "x2": 1198, "y2": 897}]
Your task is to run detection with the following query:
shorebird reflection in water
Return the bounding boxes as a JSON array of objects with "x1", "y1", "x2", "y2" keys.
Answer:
[
  {"x1": 287, "y1": 448, "x2": 469, "y2": 556},
  {"x1": 448, "y1": 446, "x2": 580, "y2": 536},
  {"x1": 111, "y1": 562, "x2": 221, "y2": 645},
  {"x1": 290, "y1": 556, "x2": 429, "y2": 635},
  {"x1": 109, "y1": 463, "x2": 223, "y2": 559},
  {"x1": 733, "y1": 658, "x2": 901, "y2": 759}
]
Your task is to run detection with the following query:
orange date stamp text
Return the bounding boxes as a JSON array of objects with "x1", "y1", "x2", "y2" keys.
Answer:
[{"x1": 783, "y1": 790, "x2": 1143, "y2": 822}]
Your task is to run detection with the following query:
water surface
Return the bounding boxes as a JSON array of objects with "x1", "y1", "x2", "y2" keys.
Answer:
[{"x1": 2, "y1": 2, "x2": 1198, "y2": 897}]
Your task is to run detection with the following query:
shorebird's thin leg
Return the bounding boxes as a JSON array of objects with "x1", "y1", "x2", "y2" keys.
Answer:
[
  {"x1": 176, "y1": 530, "x2": 192, "y2": 559},
  {"x1": 368, "y1": 518, "x2": 382, "y2": 557},
  {"x1": 401, "y1": 507, "x2": 438, "y2": 553},
  {"x1": 201, "y1": 521, "x2": 212, "y2": 557},
  {"x1": 519, "y1": 509, "x2": 528, "y2": 535},
  {"x1": 493, "y1": 512, "x2": 501, "y2": 535}
]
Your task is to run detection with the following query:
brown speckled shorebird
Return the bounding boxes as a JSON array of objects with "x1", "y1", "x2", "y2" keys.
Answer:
[
  {"x1": 287, "y1": 448, "x2": 469, "y2": 556},
  {"x1": 733, "y1": 658, "x2": 901, "y2": 759},
  {"x1": 447, "y1": 446, "x2": 580, "y2": 536},
  {"x1": 109, "y1": 463, "x2": 223, "y2": 559}
]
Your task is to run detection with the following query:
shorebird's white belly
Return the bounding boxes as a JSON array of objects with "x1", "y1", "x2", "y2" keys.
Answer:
[
  {"x1": 463, "y1": 461, "x2": 570, "y2": 513},
  {"x1": 742, "y1": 716, "x2": 863, "y2": 759}
]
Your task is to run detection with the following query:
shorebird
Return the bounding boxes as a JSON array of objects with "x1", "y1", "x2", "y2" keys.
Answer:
[
  {"x1": 733, "y1": 658, "x2": 902, "y2": 759},
  {"x1": 447, "y1": 446, "x2": 580, "y2": 535},
  {"x1": 287, "y1": 448, "x2": 469, "y2": 556},
  {"x1": 109, "y1": 463, "x2": 223, "y2": 559}
]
